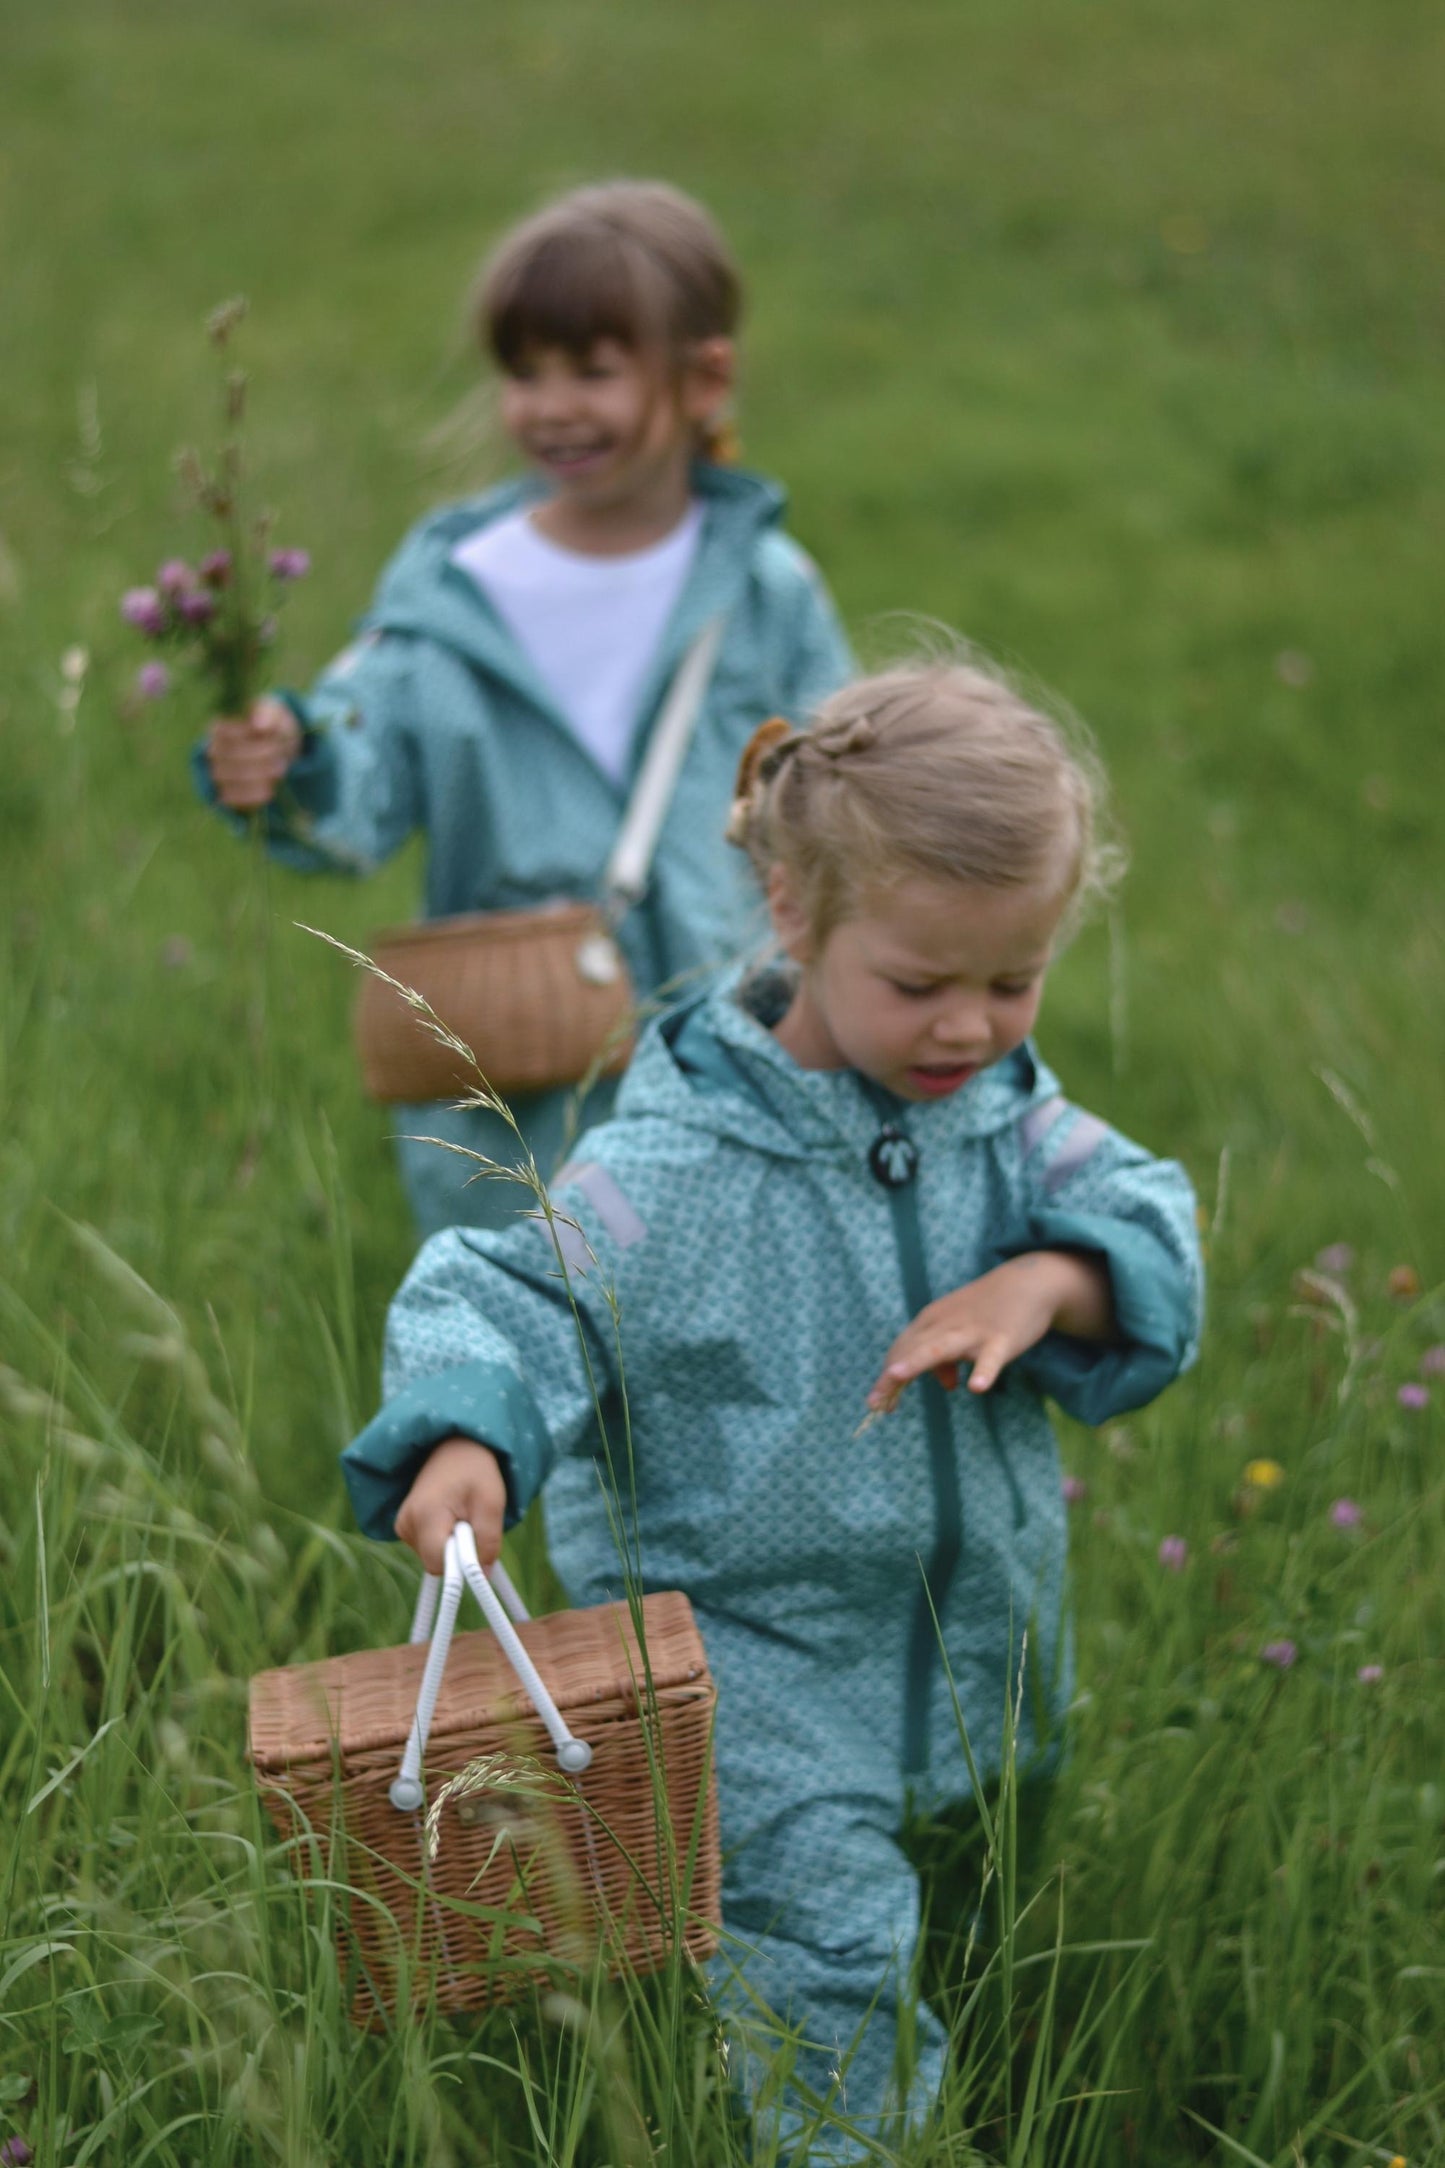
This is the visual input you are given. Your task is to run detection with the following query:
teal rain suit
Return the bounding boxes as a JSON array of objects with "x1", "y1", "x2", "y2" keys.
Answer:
[
  {"x1": 343, "y1": 970, "x2": 1203, "y2": 2151},
  {"x1": 193, "y1": 467, "x2": 851, "y2": 1236}
]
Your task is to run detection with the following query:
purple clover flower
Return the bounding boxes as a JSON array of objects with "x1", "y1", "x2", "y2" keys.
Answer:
[
  {"x1": 136, "y1": 661, "x2": 171, "y2": 700},
  {"x1": 1397, "y1": 1382, "x2": 1429, "y2": 1410},
  {"x1": 1314, "y1": 1242, "x2": 1354, "y2": 1274},
  {"x1": 121, "y1": 586, "x2": 168, "y2": 636},
  {"x1": 0, "y1": 2140, "x2": 35, "y2": 2167},
  {"x1": 1356, "y1": 1664, "x2": 1383, "y2": 1686},
  {"x1": 1329, "y1": 1497, "x2": 1363, "y2": 1531},
  {"x1": 1157, "y1": 1535, "x2": 1188, "y2": 1573},
  {"x1": 200, "y1": 549, "x2": 233, "y2": 585},
  {"x1": 1420, "y1": 1345, "x2": 1445, "y2": 1377},
  {"x1": 157, "y1": 558, "x2": 195, "y2": 595},
  {"x1": 1061, "y1": 1474, "x2": 1087, "y2": 1506},
  {"x1": 1260, "y1": 1639, "x2": 1298, "y2": 1670},
  {"x1": 177, "y1": 589, "x2": 216, "y2": 625},
  {"x1": 269, "y1": 547, "x2": 311, "y2": 582}
]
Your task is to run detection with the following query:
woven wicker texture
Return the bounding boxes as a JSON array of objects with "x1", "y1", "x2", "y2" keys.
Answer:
[
  {"x1": 249, "y1": 1591, "x2": 720, "y2": 2022},
  {"x1": 354, "y1": 903, "x2": 635, "y2": 1103}
]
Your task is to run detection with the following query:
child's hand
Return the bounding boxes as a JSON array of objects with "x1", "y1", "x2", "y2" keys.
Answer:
[
  {"x1": 206, "y1": 696, "x2": 302, "y2": 810},
  {"x1": 393, "y1": 1436, "x2": 508, "y2": 1576},
  {"x1": 866, "y1": 1252, "x2": 1115, "y2": 1412}
]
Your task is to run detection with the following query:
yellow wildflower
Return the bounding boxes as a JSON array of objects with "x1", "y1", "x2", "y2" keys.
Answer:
[{"x1": 1243, "y1": 1458, "x2": 1286, "y2": 1490}]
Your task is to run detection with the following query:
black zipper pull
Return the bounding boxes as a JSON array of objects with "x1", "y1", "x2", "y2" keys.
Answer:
[{"x1": 868, "y1": 1124, "x2": 919, "y2": 1189}]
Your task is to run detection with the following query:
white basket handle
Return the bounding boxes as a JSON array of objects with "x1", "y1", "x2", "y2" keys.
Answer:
[{"x1": 389, "y1": 1524, "x2": 593, "y2": 1812}]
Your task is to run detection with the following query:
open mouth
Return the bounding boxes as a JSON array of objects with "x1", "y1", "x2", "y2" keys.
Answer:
[
  {"x1": 531, "y1": 440, "x2": 613, "y2": 474},
  {"x1": 905, "y1": 1062, "x2": 980, "y2": 1097}
]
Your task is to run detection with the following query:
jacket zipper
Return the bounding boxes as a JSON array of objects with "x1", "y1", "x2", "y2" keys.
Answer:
[{"x1": 861, "y1": 1086, "x2": 964, "y2": 1778}]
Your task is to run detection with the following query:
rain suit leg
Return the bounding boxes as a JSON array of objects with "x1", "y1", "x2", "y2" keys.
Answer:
[{"x1": 715, "y1": 1791, "x2": 947, "y2": 2160}]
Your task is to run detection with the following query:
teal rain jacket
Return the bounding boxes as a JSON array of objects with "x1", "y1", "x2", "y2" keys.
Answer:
[
  {"x1": 342, "y1": 967, "x2": 1203, "y2": 2152},
  {"x1": 192, "y1": 466, "x2": 851, "y2": 1237}
]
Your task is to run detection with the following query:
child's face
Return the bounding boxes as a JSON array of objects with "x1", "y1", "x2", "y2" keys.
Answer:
[
  {"x1": 499, "y1": 338, "x2": 722, "y2": 518},
  {"x1": 769, "y1": 871, "x2": 1068, "y2": 1102}
]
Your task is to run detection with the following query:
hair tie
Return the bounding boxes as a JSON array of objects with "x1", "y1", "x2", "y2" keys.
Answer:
[{"x1": 725, "y1": 716, "x2": 802, "y2": 845}]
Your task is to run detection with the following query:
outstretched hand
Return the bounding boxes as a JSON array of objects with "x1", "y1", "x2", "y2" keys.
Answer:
[
  {"x1": 393, "y1": 1435, "x2": 509, "y2": 1576},
  {"x1": 206, "y1": 696, "x2": 302, "y2": 810},
  {"x1": 866, "y1": 1251, "x2": 1115, "y2": 1414}
]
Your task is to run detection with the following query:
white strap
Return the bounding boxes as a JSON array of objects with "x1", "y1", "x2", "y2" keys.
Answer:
[
  {"x1": 602, "y1": 615, "x2": 725, "y2": 918},
  {"x1": 390, "y1": 1526, "x2": 593, "y2": 1812},
  {"x1": 407, "y1": 1551, "x2": 529, "y2": 1642}
]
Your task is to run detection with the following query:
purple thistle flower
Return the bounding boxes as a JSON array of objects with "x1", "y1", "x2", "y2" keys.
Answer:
[
  {"x1": 199, "y1": 549, "x2": 233, "y2": 586},
  {"x1": 1061, "y1": 1474, "x2": 1087, "y2": 1506},
  {"x1": 1356, "y1": 1664, "x2": 1384, "y2": 1686},
  {"x1": 1157, "y1": 1535, "x2": 1188, "y2": 1573},
  {"x1": 1420, "y1": 1345, "x2": 1445, "y2": 1377},
  {"x1": 1397, "y1": 1382, "x2": 1429, "y2": 1410},
  {"x1": 136, "y1": 661, "x2": 171, "y2": 700},
  {"x1": 1329, "y1": 1497, "x2": 1363, "y2": 1531},
  {"x1": 269, "y1": 546, "x2": 310, "y2": 582},
  {"x1": 177, "y1": 589, "x2": 216, "y2": 625},
  {"x1": 121, "y1": 586, "x2": 168, "y2": 637},
  {"x1": 1260, "y1": 1639, "x2": 1297, "y2": 1670},
  {"x1": 1314, "y1": 1242, "x2": 1354, "y2": 1274},
  {"x1": 156, "y1": 558, "x2": 196, "y2": 595},
  {"x1": 0, "y1": 2140, "x2": 35, "y2": 2167}
]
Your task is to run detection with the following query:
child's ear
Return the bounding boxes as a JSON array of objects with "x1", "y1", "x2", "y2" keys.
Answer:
[
  {"x1": 682, "y1": 337, "x2": 736, "y2": 423},
  {"x1": 767, "y1": 862, "x2": 814, "y2": 964}
]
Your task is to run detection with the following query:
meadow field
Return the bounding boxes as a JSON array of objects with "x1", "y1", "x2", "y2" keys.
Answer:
[{"x1": 2, "y1": 1, "x2": 1443, "y2": 2159}]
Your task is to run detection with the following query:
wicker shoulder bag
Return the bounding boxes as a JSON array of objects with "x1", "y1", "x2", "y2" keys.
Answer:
[
  {"x1": 249, "y1": 1521, "x2": 720, "y2": 2023},
  {"x1": 353, "y1": 617, "x2": 725, "y2": 1102}
]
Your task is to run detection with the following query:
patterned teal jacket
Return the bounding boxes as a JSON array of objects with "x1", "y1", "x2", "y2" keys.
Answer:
[
  {"x1": 343, "y1": 966, "x2": 1203, "y2": 1796},
  {"x1": 192, "y1": 466, "x2": 851, "y2": 1234}
]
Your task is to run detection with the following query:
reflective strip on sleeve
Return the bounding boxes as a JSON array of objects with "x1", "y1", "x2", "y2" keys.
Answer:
[
  {"x1": 529, "y1": 1209, "x2": 593, "y2": 1278},
  {"x1": 551, "y1": 1160, "x2": 648, "y2": 1250},
  {"x1": 1041, "y1": 1110, "x2": 1109, "y2": 1195},
  {"x1": 1018, "y1": 1094, "x2": 1068, "y2": 1160}
]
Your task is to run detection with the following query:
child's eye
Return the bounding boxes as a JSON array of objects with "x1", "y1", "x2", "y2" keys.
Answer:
[
  {"x1": 992, "y1": 979, "x2": 1037, "y2": 999},
  {"x1": 888, "y1": 979, "x2": 937, "y2": 999}
]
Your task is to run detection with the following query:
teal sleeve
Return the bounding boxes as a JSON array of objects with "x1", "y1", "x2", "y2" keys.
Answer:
[
  {"x1": 343, "y1": 1214, "x2": 626, "y2": 1543},
  {"x1": 340, "y1": 1355, "x2": 552, "y2": 1541},
  {"x1": 1002, "y1": 1118, "x2": 1203, "y2": 1425},
  {"x1": 1011, "y1": 1208, "x2": 1199, "y2": 1424}
]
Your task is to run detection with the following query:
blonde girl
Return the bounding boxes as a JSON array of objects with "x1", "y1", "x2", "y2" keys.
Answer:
[
  {"x1": 343, "y1": 657, "x2": 1203, "y2": 2154},
  {"x1": 196, "y1": 180, "x2": 851, "y2": 1237}
]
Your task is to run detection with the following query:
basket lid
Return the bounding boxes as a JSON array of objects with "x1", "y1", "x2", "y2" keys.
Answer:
[{"x1": 248, "y1": 1588, "x2": 711, "y2": 1773}]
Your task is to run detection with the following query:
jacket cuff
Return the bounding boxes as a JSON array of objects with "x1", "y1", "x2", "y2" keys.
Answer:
[
  {"x1": 340, "y1": 1357, "x2": 552, "y2": 1542},
  {"x1": 1003, "y1": 1209, "x2": 1197, "y2": 1426}
]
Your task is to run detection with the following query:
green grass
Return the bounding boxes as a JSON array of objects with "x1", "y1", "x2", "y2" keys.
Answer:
[{"x1": 2, "y1": 0, "x2": 1444, "y2": 2159}]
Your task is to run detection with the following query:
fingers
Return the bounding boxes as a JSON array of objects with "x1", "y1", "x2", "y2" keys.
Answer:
[
  {"x1": 866, "y1": 1333, "x2": 1013, "y2": 1410},
  {"x1": 965, "y1": 1338, "x2": 1011, "y2": 1393}
]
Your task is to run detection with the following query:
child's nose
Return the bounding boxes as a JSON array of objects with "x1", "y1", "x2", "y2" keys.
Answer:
[
  {"x1": 933, "y1": 995, "x2": 989, "y2": 1049},
  {"x1": 532, "y1": 371, "x2": 585, "y2": 421}
]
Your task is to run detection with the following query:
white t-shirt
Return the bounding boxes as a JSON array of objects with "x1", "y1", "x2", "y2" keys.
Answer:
[{"x1": 452, "y1": 503, "x2": 704, "y2": 785}]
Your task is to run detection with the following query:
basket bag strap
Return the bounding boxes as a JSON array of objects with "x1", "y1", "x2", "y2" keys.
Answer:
[
  {"x1": 389, "y1": 1522, "x2": 593, "y2": 1813},
  {"x1": 599, "y1": 613, "x2": 727, "y2": 928}
]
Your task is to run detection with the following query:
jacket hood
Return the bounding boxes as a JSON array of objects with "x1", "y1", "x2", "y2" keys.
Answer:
[
  {"x1": 613, "y1": 963, "x2": 1063, "y2": 1164},
  {"x1": 361, "y1": 462, "x2": 788, "y2": 695}
]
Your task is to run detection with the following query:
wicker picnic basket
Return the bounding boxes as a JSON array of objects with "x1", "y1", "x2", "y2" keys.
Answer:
[
  {"x1": 353, "y1": 901, "x2": 636, "y2": 1104},
  {"x1": 248, "y1": 1527, "x2": 721, "y2": 2024}
]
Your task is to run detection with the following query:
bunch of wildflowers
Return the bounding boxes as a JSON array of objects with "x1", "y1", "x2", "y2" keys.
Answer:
[{"x1": 119, "y1": 299, "x2": 309, "y2": 714}]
